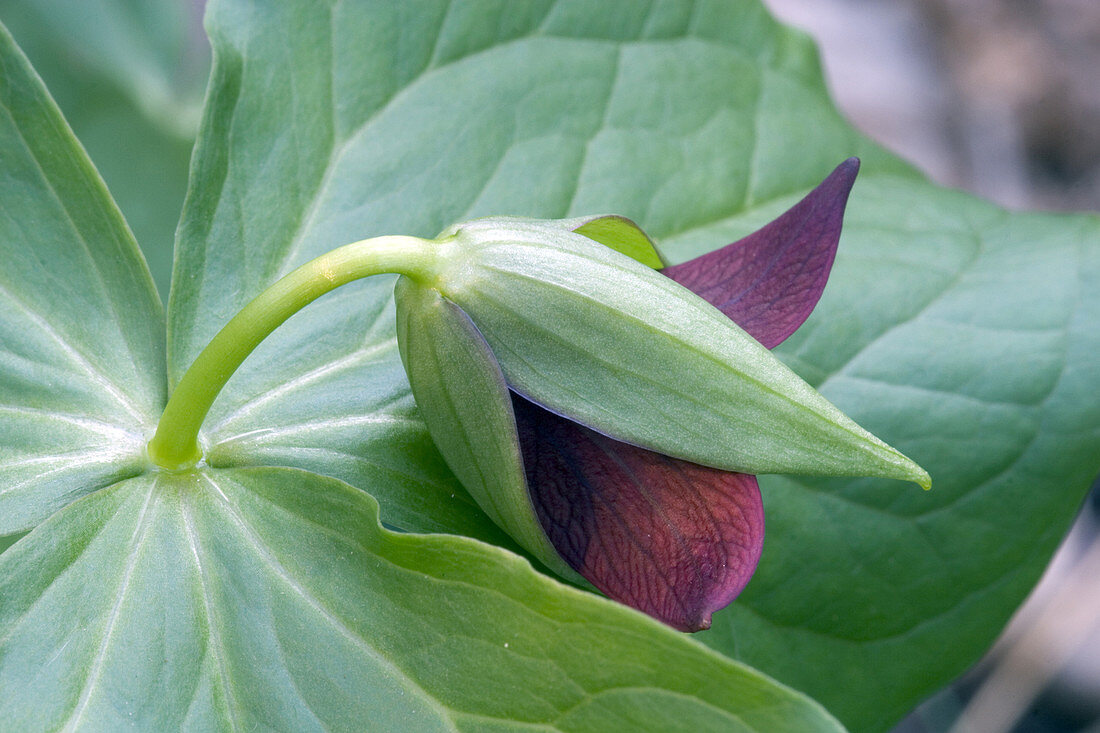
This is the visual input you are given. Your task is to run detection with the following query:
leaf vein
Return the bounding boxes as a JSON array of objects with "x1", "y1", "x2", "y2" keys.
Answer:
[
  {"x1": 60, "y1": 481, "x2": 158, "y2": 732},
  {"x1": 198, "y1": 474, "x2": 460, "y2": 732},
  {"x1": 205, "y1": 338, "x2": 398, "y2": 434},
  {"x1": 182, "y1": 495, "x2": 243, "y2": 731},
  {"x1": 0, "y1": 283, "x2": 148, "y2": 425}
]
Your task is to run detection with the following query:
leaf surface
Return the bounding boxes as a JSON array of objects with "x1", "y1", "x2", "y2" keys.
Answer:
[
  {"x1": 0, "y1": 0, "x2": 206, "y2": 297},
  {"x1": 0, "y1": 0, "x2": 206, "y2": 132},
  {"x1": 164, "y1": 1, "x2": 1100, "y2": 729},
  {"x1": 686, "y1": 179, "x2": 1100, "y2": 730},
  {"x1": 0, "y1": 23, "x2": 165, "y2": 534},
  {"x1": 0, "y1": 466, "x2": 844, "y2": 733}
]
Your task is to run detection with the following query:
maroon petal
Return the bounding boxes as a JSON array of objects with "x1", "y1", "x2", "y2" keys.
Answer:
[
  {"x1": 512, "y1": 161, "x2": 856, "y2": 630},
  {"x1": 662, "y1": 158, "x2": 859, "y2": 348},
  {"x1": 515, "y1": 393, "x2": 764, "y2": 632}
]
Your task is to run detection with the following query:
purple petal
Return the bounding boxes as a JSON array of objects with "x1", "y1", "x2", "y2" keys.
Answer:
[
  {"x1": 515, "y1": 393, "x2": 764, "y2": 632},
  {"x1": 512, "y1": 161, "x2": 856, "y2": 630},
  {"x1": 662, "y1": 158, "x2": 859, "y2": 348}
]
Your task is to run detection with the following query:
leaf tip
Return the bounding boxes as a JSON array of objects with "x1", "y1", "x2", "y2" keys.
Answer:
[
  {"x1": 895, "y1": 455, "x2": 932, "y2": 491},
  {"x1": 894, "y1": 447, "x2": 931, "y2": 491}
]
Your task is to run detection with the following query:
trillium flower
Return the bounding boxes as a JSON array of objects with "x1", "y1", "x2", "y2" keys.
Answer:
[{"x1": 394, "y1": 159, "x2": 928, "y2": 631}]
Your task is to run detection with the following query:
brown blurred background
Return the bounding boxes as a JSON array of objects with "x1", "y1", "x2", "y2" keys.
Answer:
[{"x1": 767, "y1": 0, "x2": 1100, "y2": 213}]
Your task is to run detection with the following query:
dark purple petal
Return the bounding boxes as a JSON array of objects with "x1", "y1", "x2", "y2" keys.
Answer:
[
  {"x1": 662, "y1": 158, "x2": 859, "y2": 348},
  {"x1": 513, "y1": 161, "x2": 856, "y2": 630},
  {"x1": 515, "y1": 394, "x2": 764, "y2": 632}
]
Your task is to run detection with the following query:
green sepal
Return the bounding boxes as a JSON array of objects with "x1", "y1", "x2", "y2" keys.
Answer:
[
  {"x1": 437, "y1": 217, "x2": 930, "y2": 489},
  {"x1": 394, "y1": 277, "x2": 582, "y2": 583},
  {"x1": 566, "y1": 214, "x2": 667, "y2": 269}
]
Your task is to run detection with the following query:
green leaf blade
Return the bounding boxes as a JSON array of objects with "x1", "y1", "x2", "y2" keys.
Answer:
[
  {"x1": 0, "y1": 467, "x2": 845, "y2": 732},
  {"x1": 684, "y1": 178, "x2": 1100, "y2": 730},
  {"x1": 0, "y1": 22, "x2": 165, "y2": 533},
  {"x1": 196, "y1": 278, "x2": 507, "y2": 544},
  {"x1": 0, "y1": 0, "x2": 204, "y2": 299}
]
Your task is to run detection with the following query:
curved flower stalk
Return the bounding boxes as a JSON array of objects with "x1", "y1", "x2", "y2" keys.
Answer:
[{"x1": 396, "y1": 159, "x2": 927, "y2": 631}]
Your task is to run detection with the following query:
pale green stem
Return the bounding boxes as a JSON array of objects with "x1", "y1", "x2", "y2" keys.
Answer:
[{"x1": 147, "y1": 235, "x2": 440, "y2": 469}]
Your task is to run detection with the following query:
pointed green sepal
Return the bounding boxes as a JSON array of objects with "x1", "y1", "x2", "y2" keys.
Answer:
[
  {"x1": 566, "y1": 214, "x2": 667, "y2": 269},
  {"x1": 394, "y1": 277, "x2": 584, "y2": 581}
]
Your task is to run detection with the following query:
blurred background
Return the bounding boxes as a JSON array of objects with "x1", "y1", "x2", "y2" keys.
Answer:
[
  {"x1": 0, "y1": 0, "x2": 209, "y2": 300},
  {"x1": 0, "y1": 1, "x2": 1097, "y2": 730},
  {"x1": 766, "y1": 0, "x2": 1100, "y2": 214}
]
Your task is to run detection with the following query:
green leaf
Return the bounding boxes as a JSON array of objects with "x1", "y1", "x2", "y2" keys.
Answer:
[
  {"x1": 166, "y1": 0, "x2": 510, "y2": 542},
  {"x1": 0, "y1": 0, "x2": 207, "y2": 134},
  {"x1": 0, "y1": 0, "x2": 206, "y2": 298},
  {"x1": 0, "y1": 530, "x2": 24, "y2": 555},
  {"x1": 684, "y1": 179, "x2": 1100, "y2": 731},
  {"x1": 0, "y1": 23, "x2": 165, "y2": 534},
  {"x1": 166, "y1": 2, "x2": 1100, "y2": 730},
  {"x1": 193, "y1": 282, "x2": 508, "y2": 542},
  {"x1": 0, "y1": 466, "x2": 844, "y2": 732}
]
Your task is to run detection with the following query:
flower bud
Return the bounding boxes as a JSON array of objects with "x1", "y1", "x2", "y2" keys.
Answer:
[
  {"x1": 425, "y1": 215, "x2": 929, "y2": 487},
  {"x1": 395, "y1": 160, "x2": 929, "y2": 630}
]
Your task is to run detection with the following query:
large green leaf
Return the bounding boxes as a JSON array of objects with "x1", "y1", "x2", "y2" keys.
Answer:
[
  {"x1": 0, "y1": 530, "x2": 23, "y2": 555},
  {"x1": 165, "y1": 1, "x2": 1100, "y2": 730},
  {"x1": 192, "y1": 282, "x2": 510, "y2": 542},
  {"x1": 0, "y1": 466, "x2": 843, "y2": 732},
  {"x1": 0, "y1": 0, "x2": 206, "y2": 298},
  {"x1": 0, "y1": 23, "x2": 165, "y2": 534},
  {"x1": 0, "y1": 0, "x2": 207, "y2": 131},
  {"x1": 681, "y1": 179, "x2": 1100, "y2": 730}
]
